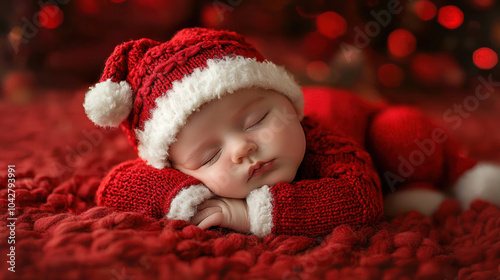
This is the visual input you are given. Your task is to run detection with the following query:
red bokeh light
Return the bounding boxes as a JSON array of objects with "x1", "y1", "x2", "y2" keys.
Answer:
[
  {"x1": 306, "y1": 61, "x2": 330, "y2": 82},
  {"x1": 38, "y1": 5, "x2": 64, "y2": 29},
  {"x1": 411, "y1": 53, "x2": 465, "y2": 86},
  {"x1": 316, "y1": 11, "x2": 347, "y2": 39},
  {"x1": 413, "y1": 1, "x2": 437, "y2": 21},
  {"x1": 437, "y1": 6, "x2": 464, "y2": 29},
  {"x1": 473, "y1": 47, "x2": 498, "y2": 70},
  {"x1": 411, "y1": 54, "x2": 440, "y2": 84},
  {"x1": 470, "y1": 0, "x2": 495, "y2": 9},
  {"x1": 387, "y1": 29, "x2": 416, "y2": 58},
  {"x1": 378, "y1": 63, "x2": 404, "y2": 88},
  {"x1": 302, "y1": 32, "x2": 331, "y2": 60},
  {"x1": 77, "y1": 0, "x2": 99, "y2": 14},
  {"x1": 492, "y1": 19, "x2": 500, "y2": 47},
  {"x1": 261, "y1": 0, "x2": 288, "y2": 12},
  {"x1": 201, "y1": 5, "x2": 224, "y2": 28}
]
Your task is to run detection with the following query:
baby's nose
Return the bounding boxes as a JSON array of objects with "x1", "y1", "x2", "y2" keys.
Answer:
[{"x1": 232, "y1": 141, "x2": 257, "y2": 163}]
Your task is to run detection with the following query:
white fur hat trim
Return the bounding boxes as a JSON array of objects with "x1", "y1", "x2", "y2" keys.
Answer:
[
  {"x1": 136, "y1": 55, "x2": 303, "y2": 169},
  {"x1": 84, "y1": 79, "x2": 133, "y2": 128}
]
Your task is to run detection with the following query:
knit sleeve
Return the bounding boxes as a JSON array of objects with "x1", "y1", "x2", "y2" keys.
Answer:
[
  {"x1": 246, "y1": 119, "x2": 383, "y2": 237},
  {"x1": 96, "y1": 159, "x2": 213, "y2": 220}
]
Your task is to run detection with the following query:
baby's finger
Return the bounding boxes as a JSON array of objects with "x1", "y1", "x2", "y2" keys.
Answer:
[
  {"x1": 197, "y1": 212, "x2": 224, "y2": 230},
  {"x1": 191, "y1": 206, "x2": 220, "y2": 225},
  {"x1": 197, "y1": 199, "x2": 223, "y2": 211}
]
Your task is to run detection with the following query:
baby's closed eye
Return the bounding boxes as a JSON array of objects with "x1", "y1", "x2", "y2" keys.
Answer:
[
  {"x1": 245, "y1": 111, "x2": 269, "y2": 130},
  {"x1": 203, "y1": 150, "x2": 221, "y2": 166}
]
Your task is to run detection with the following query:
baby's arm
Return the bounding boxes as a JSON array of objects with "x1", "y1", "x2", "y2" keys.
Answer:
[
  {"x1": 246, "y1": 120, "x2": 383, "y2": 237},
  {"x1": 98, "y1": 159, "x2": 251, "y2": 232},
  {"x1": 97, "y1": 159, "x2": 213, "y2": 221}
]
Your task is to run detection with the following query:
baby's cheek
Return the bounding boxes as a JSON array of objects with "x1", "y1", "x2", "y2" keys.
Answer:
[
  {"x1": 278, "y1": 166, "x2": 297, "y2": 184},
  {"x1": 215, "y1": 170, "x2": 232, "y2": 186},
  {"x1": 203, "y1": 169, "x2": 231, "y2": 191}
]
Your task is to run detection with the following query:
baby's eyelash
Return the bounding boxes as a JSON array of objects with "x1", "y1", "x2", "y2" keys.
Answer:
[
  {"x1": 203, "y1": 150, "x2": 220, "y2": 166},
  {"x1": 247, "y1": 112, "x2": 269, "y2": 130}
]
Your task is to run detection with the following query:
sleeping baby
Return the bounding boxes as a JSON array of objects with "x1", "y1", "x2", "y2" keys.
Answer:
[{"x1": 84, "y1": 27, "x2": 500, "y2": 237}]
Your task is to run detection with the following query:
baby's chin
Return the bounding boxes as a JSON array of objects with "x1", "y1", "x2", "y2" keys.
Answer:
[{"x1": 269, "y1": 169, "x2": 297, "y2": 185}]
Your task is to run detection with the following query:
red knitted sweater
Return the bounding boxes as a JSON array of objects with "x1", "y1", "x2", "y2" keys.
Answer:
[{"x1": 97, "y1": 116, "x2": 383, "y2": 237}]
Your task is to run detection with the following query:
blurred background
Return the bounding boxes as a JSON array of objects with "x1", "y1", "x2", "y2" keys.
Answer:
[
  {"x1": 1, "y1": 0, "x2": 499, "y2": 101},
  {"x1": 1, "y1": 0, "x2": 500, "y2": 160},
  {"x1": 0, "y1": 0, "x2": 500, "y2": 175}
]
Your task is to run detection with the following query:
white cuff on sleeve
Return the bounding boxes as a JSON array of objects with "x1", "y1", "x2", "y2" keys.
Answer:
[
  {"x1": 246, "y1": 185, "x2": 274, "y2": 237},
  {"x1": 166, "y1": 184, "x2": 214, "y2": 221}
]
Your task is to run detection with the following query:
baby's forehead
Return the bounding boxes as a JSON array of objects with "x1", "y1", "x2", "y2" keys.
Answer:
[
  {"x1": 195, "y1": 91, "x2": 267, "y2": 115},
  {"x1": 178, "y1": 89, "x2": 274, "y2": 138}
]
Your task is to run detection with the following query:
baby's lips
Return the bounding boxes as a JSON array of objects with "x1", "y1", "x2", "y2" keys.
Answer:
[{"x1": 248, "y1": 160, "x2": 275, "y2": 180}]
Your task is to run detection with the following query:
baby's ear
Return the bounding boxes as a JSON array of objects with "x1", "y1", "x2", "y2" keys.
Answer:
[
  {"x1": 287, "y1": 96, "x2": 304, "y2": 121},
  {"x1": 295, "y1": 107, "x2": 305, "y2": 121}
]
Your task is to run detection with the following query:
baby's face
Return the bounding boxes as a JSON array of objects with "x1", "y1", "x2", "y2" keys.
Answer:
[{"x1": 169, "y1": 87, "x2": 306, "y2": 198}]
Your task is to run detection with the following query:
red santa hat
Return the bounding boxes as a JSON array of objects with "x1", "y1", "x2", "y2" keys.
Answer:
[{"x1": 84, "y1": 28, "x2": 304, "y2": 169}]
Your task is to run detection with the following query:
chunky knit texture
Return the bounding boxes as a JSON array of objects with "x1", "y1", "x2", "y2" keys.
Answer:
[
  {"x1": 96, "y1": 159, "x2": 205, "y2": 219},
  {"x1": 2, "y1": 87, "x2": 500, "y2": 279}
]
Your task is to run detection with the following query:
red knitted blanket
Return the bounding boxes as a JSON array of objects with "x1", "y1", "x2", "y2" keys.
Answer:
[{"x1": 1, "y1": 89, "x2": 499, "y2": 280}]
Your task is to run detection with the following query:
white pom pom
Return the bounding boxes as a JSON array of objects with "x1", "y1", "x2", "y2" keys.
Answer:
[
  {"x1": 83, "y1": 79, "x2": 133, "y2": 127},
  {"x1": 454, "y1": 162, "x2": 500, "y2": 209}
]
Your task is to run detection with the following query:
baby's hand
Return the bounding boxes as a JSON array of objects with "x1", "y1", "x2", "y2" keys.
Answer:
[{"x1": 191, "y1": 197, "x2": 250, "y2": 233}]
